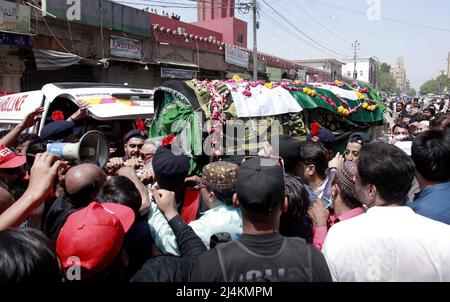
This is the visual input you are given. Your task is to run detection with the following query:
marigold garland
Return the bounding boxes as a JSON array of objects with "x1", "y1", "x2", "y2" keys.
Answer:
[{"x1": 193, "y1": 77, "x2": 379, "y2": 121}]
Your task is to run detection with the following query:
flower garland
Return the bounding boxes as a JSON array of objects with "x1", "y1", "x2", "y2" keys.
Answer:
[
  {"x1": 334, "y1": 94, "x2": 348, "y2": 106},
  {"x1": 236, "y1": 78, "x2": 366, "y2": 117},
  {"x1": 264, "y1": 83, "x2": 273, "y2": 89},
  {"x1": 320, "y1": 95, "x2": 336, "y2": 108},
  {"x1": 353, "y1": 87, "x2": 379, "y2": 112},
  {"x1": 359, "y1": 87, "x2": 369, "y2": 94},
  {"x1": 192, "y1": 79, "x2": 229, "y2": 158},
  {"x1": 302, "y1": 87, "x2": 317, "y2": 97},
  {"x1": 338, "y1": 104, "x2": 362, "y2": 117},
  {"x1": 362, "y1": 100, "x2": 378, "y2": 111},
  {"x1": 195, "y1": 77, "x2": 379, "y2": 122},
  {"x1": 331, "y1": 80, "x2": 346, "y2": 87}
]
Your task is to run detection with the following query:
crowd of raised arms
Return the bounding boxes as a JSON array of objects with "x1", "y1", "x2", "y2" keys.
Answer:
[{"x1": 0, "y1": 97, "x2": 449, "y2": 282}]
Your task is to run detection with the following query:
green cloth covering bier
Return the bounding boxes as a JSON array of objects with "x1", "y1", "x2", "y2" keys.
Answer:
[
  {"x1": 149, "y1": 89, "x2": 203, "y2": 175},
  {"x1": 288, "y1": 84, "x2": 384, "y2": 123},
  {"x1": 149, "y1": 80, "x2": 384, "y2": 175}
]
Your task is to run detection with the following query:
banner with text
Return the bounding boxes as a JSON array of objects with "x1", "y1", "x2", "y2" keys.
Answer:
[
  {"x1": 225, "y1": 44, "x2": 249, "y2": 68},
  {"x1": 110, "y1": 36, "x2": 142, "y2": 60},
  {"x1": 0, "y1": 0, "x2": 31, "y2": 34}
]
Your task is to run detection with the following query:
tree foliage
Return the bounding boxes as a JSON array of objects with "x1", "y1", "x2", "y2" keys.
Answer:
[
  {"x1": 420, "y1": 80, "x2": 439, "y2": 95},
  {"x1": 405, "y1": 88, "x2": 417, "y2": 97},
  {"x1": 420, "y1": 74, "x2": 450, "y2": 95},
  {"x1": 377, "y1": 63, "x2": 399, "y2": 94}
]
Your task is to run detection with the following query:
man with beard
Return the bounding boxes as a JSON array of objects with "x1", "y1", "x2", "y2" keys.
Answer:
[{"x1": 107, "y1": 129, "x2": 148, "y2": 172}]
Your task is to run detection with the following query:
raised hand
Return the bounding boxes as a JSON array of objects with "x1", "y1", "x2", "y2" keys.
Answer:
[
  {"x1": 151, "y1": 188, "x2": 178, "y2": 221},
  {"x1": 21, "y1": 107, "x2": 44, "y2": 129}
]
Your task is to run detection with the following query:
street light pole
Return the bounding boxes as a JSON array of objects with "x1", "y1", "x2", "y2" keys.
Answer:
[
  {"x1": 252, "y1": 0, "x2": 258, "y2": 81},
  {"x1": 351, "y1": 40, "x2": 360, "y2": 80},
  {"x1": 372, "y1": 56, "x2": 381, "y2": 89}
]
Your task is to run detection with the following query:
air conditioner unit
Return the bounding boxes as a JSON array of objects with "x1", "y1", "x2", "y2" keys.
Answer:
[{"x1": 177, "y1": 27, "x2": 186, "y2": 34}]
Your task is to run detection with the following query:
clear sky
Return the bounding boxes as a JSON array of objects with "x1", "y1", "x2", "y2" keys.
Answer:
[{"x1": 117, "y1": 0, "x2": 450, "y2": 90}]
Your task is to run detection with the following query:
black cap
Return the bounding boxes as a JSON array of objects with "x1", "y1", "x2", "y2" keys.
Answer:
[
  {"x1": 236, "y1": 157, "x2": 285, "y2": 214},
  {"x1": 124, "y1": 129, "x2": 148, "y2": 143},
  {"x1": 40, "y1": 121, "x2": 76, "y2": 141},
  {"x1": 152, "y1": 146, "x2": 189, "y2": 178},
  {"x1": 348, "y1": 132, "x2": 372, "y2": 145},
  {"x1": 273, "y1": 135, "x2": 302, "y2": 161}
]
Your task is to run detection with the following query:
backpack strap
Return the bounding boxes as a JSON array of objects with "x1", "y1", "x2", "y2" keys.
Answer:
[{"x1": 215, "y1": 242, "x2": 236, "y2": 282}]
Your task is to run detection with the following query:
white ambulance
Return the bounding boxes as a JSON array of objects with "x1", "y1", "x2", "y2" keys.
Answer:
[{"x1": 0, "y1": 83, "x2": 154, "y2": 153}]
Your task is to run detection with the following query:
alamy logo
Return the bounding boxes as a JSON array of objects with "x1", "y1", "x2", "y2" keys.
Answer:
[
  {"x1": 168, "y1": 112, "x2": 282, "y2": 166},
  {"x1": 367, "y1": 0, "x2": 381, "y2": 21},
  {"x1": 66, "y1": 0, "x2": 81, "y2": 21},
  {"x1": 65, "y1": 256, "x2": 81, "y2": 281}
]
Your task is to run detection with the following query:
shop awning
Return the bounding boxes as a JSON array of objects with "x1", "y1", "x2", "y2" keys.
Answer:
[
  {"x1": 105, "y1": 57, "x2": 156, "y2": 65},
  {"x1": 33, "y1": 49, "x2": 102, "y2": 70},
  {"x1": 155, "y1": 59, "x2": 199, "y2": 69}
]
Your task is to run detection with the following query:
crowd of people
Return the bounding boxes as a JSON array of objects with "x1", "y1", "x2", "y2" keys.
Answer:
[
  {"x1": 386, "y1": 96, "x2": 450, "y2": 141},
  {"x1": 0, "y1": 96, "x2": 449, "y2": 282}
]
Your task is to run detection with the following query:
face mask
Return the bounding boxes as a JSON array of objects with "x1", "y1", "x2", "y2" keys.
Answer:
[{"x1": 394, "y1": 135, "x2": 408, "y2": 141}]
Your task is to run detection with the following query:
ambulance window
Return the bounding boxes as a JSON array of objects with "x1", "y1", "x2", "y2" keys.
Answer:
[
  {"x1": 112, "y1": 94, "x2": 153, "y2": 102},
  {"x1": 0, "y1": 124, "x2": 14, "y2": 131},
  {"x1": 45, "y1": 98, "x2": 79, "y2": 125}
]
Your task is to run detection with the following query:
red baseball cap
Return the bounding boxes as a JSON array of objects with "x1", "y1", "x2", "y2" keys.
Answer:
[
  {"x1": 0, "y1": 145, "x2": 26, "y2": 169},
  {"x1": 56, "y1": 202, "x2": 135, "y2": 274}
]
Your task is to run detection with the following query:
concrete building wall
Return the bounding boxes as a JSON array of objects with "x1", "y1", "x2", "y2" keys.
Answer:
[
  {"x1": 0, "y1": 45, "x2": 24, "y2": 93},
  {"x1": 193, "y1": 17, "x2": 247, "y2": 48},
  {"x1": 197, "y1": 0, "x2": 235, "y2": 22},
  {"x1": 296, "y1": 60, "x2": 343, "y2": 81},
  {"x1": 151, "y1": 13, "x2": 223, "y2": 42},
  {"x1": 298, "y1": 62, "x2": 327, "y2": 70},
  {"x1": 447, "y1": 51, "x2": 450, "y2": 79},
  {"x1": 392, "y1": 57, "x2": 407, "y2": 92},
  {"x1": 342, "y1": 59, "x2": 371, "y2": 83},
  {"x1": 93, "y1": 64, "x2": 157, "y2": 88}
]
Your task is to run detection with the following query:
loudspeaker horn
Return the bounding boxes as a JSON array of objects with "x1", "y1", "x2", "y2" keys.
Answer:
[{"x1": 47, "y1": 130, "x2": 110, "y2": 168}]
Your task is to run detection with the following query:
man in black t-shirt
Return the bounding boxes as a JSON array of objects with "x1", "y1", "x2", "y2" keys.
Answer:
[{"x1": 191, "y1": 157, "x2": 332, "y2": 282}]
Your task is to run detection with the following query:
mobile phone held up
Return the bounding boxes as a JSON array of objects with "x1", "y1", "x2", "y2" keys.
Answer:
[{"x1": 320, "y1": 196, "x2": 333, "y2": 209}]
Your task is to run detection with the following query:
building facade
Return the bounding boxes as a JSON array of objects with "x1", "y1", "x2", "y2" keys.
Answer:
[
  {"x1": 341, "y1": 57, "x2": 379, "y2": 87},
  {"x1": 391, "y1": 57, "x2": 408, "y2": 93},
  {"x1": 447, "y1": 51, "x2": 450, "y2": 79},
  {"x1": 295, "y1": 59, "x2": 343, "y2": 82},
  {"x1": 0, "y1": 0, "x2": 31, "y2": 93},
  {"x1": 193, "y1": 0, "x2": 247, "y2": 48},
  {"x1": 0, "y1": 0, "x2": 345, "y2": 94}
]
